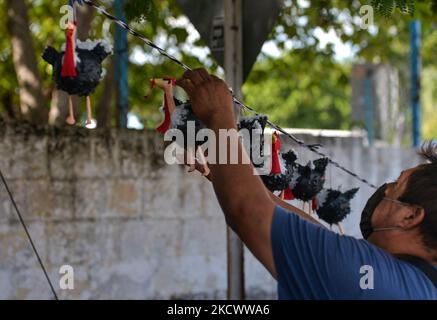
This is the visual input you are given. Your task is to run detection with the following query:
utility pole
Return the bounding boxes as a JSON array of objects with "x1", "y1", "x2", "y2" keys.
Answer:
[
  {"x1": 410, "y1": 20, "x2": 421, "y2": 147},
  {"x1": 364, "y1": 70, "x2": 374, "y2": 146},
  {"x1": 224, "y1": 0, "x2": 244, "y2": 300},
  {"x1": 115, "y1": 0, "x2": 128, "y2": 128}
]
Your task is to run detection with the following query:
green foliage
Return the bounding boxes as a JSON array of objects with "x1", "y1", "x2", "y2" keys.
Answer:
[
  {"x1": 123, "y1": 0, "x2": 437, "y2": 19},
  {"x1": 1, "y1": 0, "x2": 437, "y2": 141},
  {"x1": 243, "y1": 50, "x2": 352, "y2": 130},
  {"x1": 261, "y1": 0, "x2": 437, "y2": 140},
  {"x1": 124, "y1": 0, "x2": 157, "y2": 25},
  {"x1": 119, "y1": 0, "x2": 218, "y2": 127},
  {"x1": 370, "y1": 0, "x2": 437, "y2": 16},
  {"x1": 422, "y1": 67, "x2": 437, "y2": 139},
  {"x1": 0, "y1": 3, "x2": 18, "y2": 100},
  {"x1": 371, "y1": 0, "x2": 414, "y2": 17}
]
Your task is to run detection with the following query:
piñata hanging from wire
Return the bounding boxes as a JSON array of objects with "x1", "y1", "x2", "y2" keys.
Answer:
[
  {"x1": 314, "y1": 187, "x2": 359, "y2": 234},
  {"x1": 42, "y1": 0, "x2": 112, "y2": 128},
  {"x1": 147, "y1": 77, "x2": 210, "y2": 176}
]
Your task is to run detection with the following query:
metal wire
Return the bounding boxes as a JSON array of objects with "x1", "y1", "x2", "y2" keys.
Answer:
[
  {"x1": 82, "y1": 0, "x2": 377, "y2": 189},
  {"x1": 0, "y1": 169, "x2": 59, "y2": 300}
]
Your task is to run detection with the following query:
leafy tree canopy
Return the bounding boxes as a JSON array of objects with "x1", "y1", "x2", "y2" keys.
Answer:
[{"x1": 1, "y1": 0, "x2": 436, "y2": 140}]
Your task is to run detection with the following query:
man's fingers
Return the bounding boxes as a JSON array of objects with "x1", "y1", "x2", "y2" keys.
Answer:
[
  {"x1": 176, "y1": 150, "x2": 211, "y2": 180},
  {"x1": 196, "y1": 68, "x2": 211, "y2": 82},
  {"x1": 210, "y1": 74, "x2": 222, "y2": 82},
  {"x1": 176, "y1": 78, "x2": 195, "y2": 96},
  {"x1": 182, "y1": 69, "x2": 207, "y2": 86},
  {"x1": 177, "y1": 68, "x2": 214, "y2": 96}
]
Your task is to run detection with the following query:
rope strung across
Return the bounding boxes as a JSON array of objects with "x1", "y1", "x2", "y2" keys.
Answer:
[
  {"x1": 0, "y1": 169, "x2": 59, "y2": 300},
  {"x1": 82, "y1": 0, "x2": 377, "y2": 189}
]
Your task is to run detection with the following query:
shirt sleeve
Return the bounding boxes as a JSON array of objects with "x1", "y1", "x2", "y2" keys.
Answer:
[{"x1": 270, "y1": 205, "x2": 436, "y2": 300}]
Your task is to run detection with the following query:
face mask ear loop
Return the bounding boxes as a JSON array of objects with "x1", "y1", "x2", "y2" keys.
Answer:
[
  {"x1": 373, "y1": 227, "x2": 402, "y2": 233},
  {"x1": 374, "y1": 222, "x2": 419, "y2": 234},
  {"x1": 383, "y1": 197, "x2": 423, "y2": 210}
]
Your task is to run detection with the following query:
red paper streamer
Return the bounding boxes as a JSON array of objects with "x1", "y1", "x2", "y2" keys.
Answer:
[
  {"x1": 312, "y1": 198, "x2": 318, "y2": 211},
  {"x1": 284, "y1": 187, "x2": 295, "y2": 200},
  {"x1": 270, "y1": 131, "x2": 282, "y2": 174}
]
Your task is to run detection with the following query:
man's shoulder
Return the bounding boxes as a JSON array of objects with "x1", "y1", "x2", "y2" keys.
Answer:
[{"x1": 272, "y1": 206, "x2": 437, "y2": 300}]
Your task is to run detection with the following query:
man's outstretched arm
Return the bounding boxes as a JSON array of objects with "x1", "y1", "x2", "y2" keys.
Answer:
[
  {"x1": 269, "y1": 193, "x2": 323, "y2": 226},
  {"x1": 187, "y1": 160, "x2": 323, "y2": 228},
  {"x1": 177, "y1": 69, "x2": 277, "y2": 277}
]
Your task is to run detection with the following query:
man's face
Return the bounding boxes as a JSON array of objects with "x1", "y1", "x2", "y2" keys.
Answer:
[{"x1": 367, "y1": 167, "x2": 417, "y2": 244}]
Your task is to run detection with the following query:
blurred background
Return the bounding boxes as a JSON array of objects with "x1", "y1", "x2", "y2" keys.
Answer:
[
  {"x1": 0, "y1": 0, "x2": 436, "y2": 299},
  {"x1": 1, "y1": 0, "x2": 436, "y2": 140}
]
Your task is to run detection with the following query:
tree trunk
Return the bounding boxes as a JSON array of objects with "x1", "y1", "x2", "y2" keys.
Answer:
[
  {"x1": 2, "y1": 92, "x2": 15, "y2": 120},
  {"x1": 96, "y1": 58, "x2": 115, "y2": 128},
  {"x1": 6, "y1": 0, "x2": 47, "y2": 124},
  {"x1": 76, "y1": 4, "x2": 95, "y2": 40},
  {"x1": 48, "y1": 4, "x2": 95, "y2": 126}
]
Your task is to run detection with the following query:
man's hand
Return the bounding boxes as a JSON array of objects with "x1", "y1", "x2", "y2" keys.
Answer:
[{"x1": 176, "y1": 68, "x2": 235, "y2": 129}]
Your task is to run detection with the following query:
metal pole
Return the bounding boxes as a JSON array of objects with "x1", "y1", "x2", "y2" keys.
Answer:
[
  {"x1": 364, "y1": 70, "x2": 374, "y2": 145},
  {"x1": 224, "y1": 0, "x2": 245, "y2": 300},
  {"x1": 410, "y1": 20, "x2": 421, "y2": 147},
  {"x1": 115, "y1": 0, "x2": 128, "y2": 128}
]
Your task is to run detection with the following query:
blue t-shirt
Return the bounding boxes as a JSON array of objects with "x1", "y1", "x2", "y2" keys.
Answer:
[{"x1": 271, "y1": 206, "x2": 437, "y2": 300}]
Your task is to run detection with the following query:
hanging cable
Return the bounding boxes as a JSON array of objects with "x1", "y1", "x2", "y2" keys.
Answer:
[{"x1": 0, "y1": 168, "x2": 59, "y2": 300}]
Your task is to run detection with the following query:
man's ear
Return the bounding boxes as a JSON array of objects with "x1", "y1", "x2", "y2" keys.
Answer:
[{"x1": 398, "y1": 206, "x2": 425, "y2": 229}]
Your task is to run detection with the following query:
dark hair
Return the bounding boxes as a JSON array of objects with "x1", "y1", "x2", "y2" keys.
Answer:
[{"x1": 399, "y1": 141, "x2": 437, "y2": 252}]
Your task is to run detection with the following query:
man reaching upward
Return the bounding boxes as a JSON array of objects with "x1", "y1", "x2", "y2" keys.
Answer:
[{"x1": 176, "y1": 68, "x2": 437, "y2": 300}]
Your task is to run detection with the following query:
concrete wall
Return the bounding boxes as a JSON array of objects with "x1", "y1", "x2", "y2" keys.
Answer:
[{"x1": 0, "y1": 123, "x2": 422, "y2": 299}]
